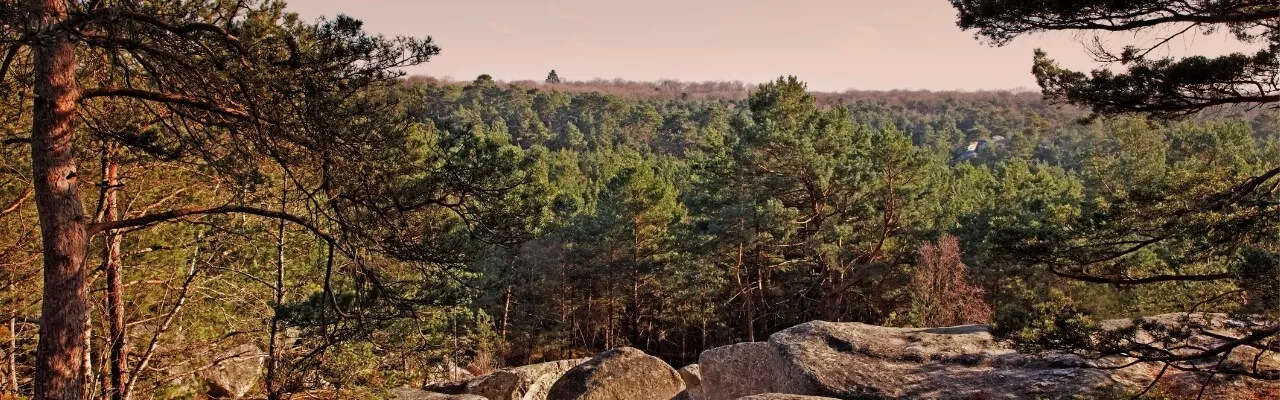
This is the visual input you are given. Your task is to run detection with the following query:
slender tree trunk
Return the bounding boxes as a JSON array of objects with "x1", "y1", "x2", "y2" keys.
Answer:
[
  {"x1": 29, "y1": 0, "x2": 88, "y2": 399},
  {"x1": 580, "y1": 294, "x2": 590, "y2": 351},
  {"x1": 630, "y1": 272, "x2": 641, "y2": 348},
  {"x1": 606, "y1": 276, "x2": 615, "y2": 349},
  {"x1": 755, "y1": 258, "x2": 768, "y2": 332},
  {"x1": 266, "y1": 190, "x2": 286, "y2": 400},
  {"x1": 734, "y1": 243, "x2": 754, "y2": 342},
  {"x1": 8, "y1": 313, "x2": 17, "y2": 393},
  {"x1": 500, "y1": 249, "x2": 516, "y2": 339},
  {"x1": 630, "y1": 216, "x2": 643, "y2": 349},
  {"x1": 680, "y1": 324, "x2": 687, "y2": 361},
  {"x1": 700, "y1": 317, "x2": 707, "y2": 353},
  {"x1": 99, "y1": 142, "x2": 127, "y2": 400}
]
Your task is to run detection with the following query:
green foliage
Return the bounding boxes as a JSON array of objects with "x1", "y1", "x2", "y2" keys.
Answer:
[
  {"x1": 4, "y1": 48, "x2": 1276, "y2": 395},
  {"x1": 1237, "y1": 249, "x2": 1280, "y2": 317},
  {"x1": 953, "y1": 0, "x2": 1278, "y2": 117}
]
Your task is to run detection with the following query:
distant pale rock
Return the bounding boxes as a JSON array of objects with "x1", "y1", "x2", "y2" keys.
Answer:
[
  {"x1": 393, "y1": 386, "x2": 487, "y2": 400},
  {"x1": 734, "y1": 395, "x2": 840, "y2": 400},
  {"x1": 676, "y1": 364, "x2": 702, "y2": 400},
  {"x1": 201, "y1": 343, "x2": 264, "y2": 399},
  {"x1": 546, "y1": 347, "x2": 685, "y2": 400},
  {"x1": 435, "y1": 358, "x2": 588, "y2": 400},
  {"x1": 519, "y1": 359, "x2": 592, "y2": 400}
]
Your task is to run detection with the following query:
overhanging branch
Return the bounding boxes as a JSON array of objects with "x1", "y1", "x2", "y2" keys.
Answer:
[
  {"x1": 80, "y1": 87, "x2": 257, "y2": 122},
  {"x1": 88, "y1": 205, "x2": 335, "y2": 244}
]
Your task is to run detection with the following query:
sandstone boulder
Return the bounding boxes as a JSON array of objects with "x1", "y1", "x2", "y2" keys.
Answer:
[
  {"x1": 734, "y1": 395, "x2": 839, "y2": 400},
  {"x1": 456, "y1": 358, "x2": 588, "y2": 400},
  {"x1": 467, "y1": 371, "x2": 525, "y2": 400},
  {"x1": 517, "y1": 359, "x2": 591, "y2": 400},
  {"x1": 697, "y1": 342, "x2": 814, "y2": 400},
  {"x1": 393, "y1": 386, "x2": 488, "y2": 400},
  {"x1": 546, "y1": 347, "x2": 684, "y2": 400},
  {"x1": 201, "y1": 343, "x2": 264, "y2": 399},
  {"x1": 676, "y1": 364, "x2": 701, "y2": 400},
  {"x1": 698, "y1": 314, "x2": 1279, "y2": 400}
]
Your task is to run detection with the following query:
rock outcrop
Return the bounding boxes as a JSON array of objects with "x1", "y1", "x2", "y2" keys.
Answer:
[
  {"x1": 201, "y1": 343, "x2": 264, "y2": 399},
  {"x1": 546, "y1": 347, "x2": 685, "y2": 400},
  {"x1": 698, "y1": 314, "x2": 1279, "y2": 400},
  {"x1": 434, "y1": 314, "x2": 1274, "y2": 400},
  {"x1": 429, "y1": 358, "x2": 589, "y2": 400}
]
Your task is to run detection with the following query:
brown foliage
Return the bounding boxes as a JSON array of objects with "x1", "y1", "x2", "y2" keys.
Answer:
[{"x1": 909, "y1": 234, "x2": 992, "y2": 327}]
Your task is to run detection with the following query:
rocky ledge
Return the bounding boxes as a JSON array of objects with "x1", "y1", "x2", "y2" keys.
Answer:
[{"x1": 403, "y1": 314, "x2": 1278, "y2": 400}]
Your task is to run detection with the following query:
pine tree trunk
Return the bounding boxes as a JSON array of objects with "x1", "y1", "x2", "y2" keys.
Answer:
[
  {"x1": 100, "y1": 143, "x2": 127, "y2": 400},
  {"x1": 7, "y1": 313, "x2": 17, "y2": 393},
  {"x1": 630, "y1": 216, "x2": 643, "y2": 349},
  {"x1": 734, "y1": 243, "x2": 754, "y2": 342},
  {"x1": 29, "y1": 0, "x2": 88, "y2": 398},
  {"x1": 500, "y1": 249, "x2": 516, "y2": 339}
]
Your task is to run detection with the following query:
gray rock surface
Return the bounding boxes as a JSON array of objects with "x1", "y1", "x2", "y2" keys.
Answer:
[
  {"x1": 467, "y1": 371, "x2": 525, "y2": 400},
  {"x1": 734, "y1": 395, "x2": 840, "y2": 400},
  {"x1": 676, "y1": 364, "x2": 702, "y2": 400},
  {"x1": 201, "y1": 343, "x2": 264, "y2": 399},
  {"x1": 455, "y1": 358, "x2": 589, "y2": 400},
  {"x1": 546, "y1": 347, "x2": 685, "y2": 400},
  {"x1": 393, "y1": 386, "x2": 488, "y2": 400},
  {"x1": 518, "y1": 359, "x2": 591, "y2": 400},
  {"x1": 698, "y1": 314, "x2": 1279, "y2": 400},
  {"x1": 697, "y1": 342, "x2": 816, "y2": 400}
]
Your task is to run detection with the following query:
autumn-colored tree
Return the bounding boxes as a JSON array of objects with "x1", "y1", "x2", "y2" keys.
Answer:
[{"x1": 908, "y1": 234, "x2": 992, "y2": 327}]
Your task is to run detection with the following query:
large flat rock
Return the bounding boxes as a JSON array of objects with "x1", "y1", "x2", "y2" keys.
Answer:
[{"x1": 699, "y1": 314, "x2": 1279, "y2": 400}]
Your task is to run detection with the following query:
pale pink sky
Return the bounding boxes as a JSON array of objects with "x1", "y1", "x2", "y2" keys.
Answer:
[{"x1": 288, "y1": 0, "x2": 1253, "y2": 91}]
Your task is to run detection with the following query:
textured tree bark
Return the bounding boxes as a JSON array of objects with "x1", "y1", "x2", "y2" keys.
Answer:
[{"x1": 28, "y1": 0, "x2": 88, "y2": 399}]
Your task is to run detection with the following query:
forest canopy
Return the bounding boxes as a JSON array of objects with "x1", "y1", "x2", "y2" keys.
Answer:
[{"x1": 0, "y1": 0, "x2": 1276, "y2": 399}]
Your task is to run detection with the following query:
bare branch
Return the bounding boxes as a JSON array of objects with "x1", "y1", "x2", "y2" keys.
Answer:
[
  {"x1": 0, "y1": 186, "x2": 33, "y2": 218},
  {"x1": 1, "y1": 136, "x2": 28, "y2": 146},
  {"x1": 0, "y1": 44, "x2": 20, "y2": 83}
]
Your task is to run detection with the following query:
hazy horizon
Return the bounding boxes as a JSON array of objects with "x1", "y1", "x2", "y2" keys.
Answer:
[{"x1": 288, "y1": 0, "x2": 1253, "y2": 92}]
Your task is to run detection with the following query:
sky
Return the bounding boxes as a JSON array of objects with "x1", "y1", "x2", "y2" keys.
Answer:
[{"x1": 287, "y1": 0, "x2": 1255, "y2": 92}]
